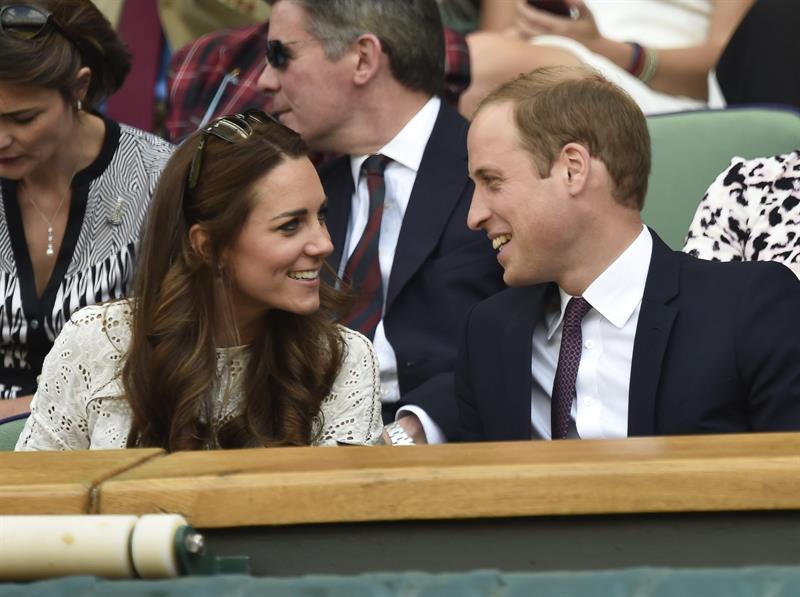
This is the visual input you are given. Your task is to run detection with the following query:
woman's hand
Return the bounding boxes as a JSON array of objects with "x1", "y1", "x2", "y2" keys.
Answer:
[{"x1": 513, "y1": 0, "x2": 603, "y2": 50}]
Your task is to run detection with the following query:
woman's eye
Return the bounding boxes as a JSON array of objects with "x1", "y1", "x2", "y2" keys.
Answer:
[
  {"x1": 278, "y1": 219, "x2": 299, "y2": 232},
  {"x1": 11, "y1": 114, "x2": 36, "y2": 125},
  {"x1": 317, "y1": 206, "x2": 328, "y2": 223}
]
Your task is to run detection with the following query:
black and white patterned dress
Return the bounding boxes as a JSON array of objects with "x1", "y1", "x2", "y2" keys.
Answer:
[
  {"x1": 0, "y1": 118, "x2": 173, "y2": 398},
  {"x1": 683, "y1": 150, "x2": 800, "y2": 278}
]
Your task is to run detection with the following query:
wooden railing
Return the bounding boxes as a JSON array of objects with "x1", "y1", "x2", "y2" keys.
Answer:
[{"x1": 3, "y1": 433, "x2": 799, "y2": 527}]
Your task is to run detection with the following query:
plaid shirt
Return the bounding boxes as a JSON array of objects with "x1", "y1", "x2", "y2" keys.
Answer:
[{"x1": 165, "y1": 23, "x2": 471, "y2": 144}]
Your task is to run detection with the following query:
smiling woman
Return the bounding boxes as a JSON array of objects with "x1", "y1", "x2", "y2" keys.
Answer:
[
  {"x1": 0, "y1": 0, "x2": 173, "y2": 417},
  {"x1": 15, "y1": 112, "x2": 383, "y2": 451}
]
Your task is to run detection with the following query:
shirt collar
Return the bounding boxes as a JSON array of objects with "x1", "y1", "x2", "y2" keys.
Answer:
[
  {"x1": 350, "y1": 96, "x2": 441, "y2": 181},
  {"x1": 545, "y1": 225, "x2": 652, "y2": 338}
]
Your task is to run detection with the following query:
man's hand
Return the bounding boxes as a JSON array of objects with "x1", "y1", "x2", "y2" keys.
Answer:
[{"x1": 396, "y1": 413, "x2": 428, "y2": 444}]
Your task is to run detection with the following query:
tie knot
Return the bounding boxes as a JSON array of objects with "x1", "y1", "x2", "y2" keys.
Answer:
[
  {"x1": 361, "y1": 154, "x2": 391, "y2": 177},
  {"x1": 563, "y1": 296, "x2": 591, "y2": 329}
]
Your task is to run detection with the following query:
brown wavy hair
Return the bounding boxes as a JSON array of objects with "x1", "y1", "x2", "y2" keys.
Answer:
[
  {"x1": 0, "y1": 0, "x2": 131, "y2": 109},
  {"x1": 123, "y1": 117, "x2": 344, "y2": 451}
]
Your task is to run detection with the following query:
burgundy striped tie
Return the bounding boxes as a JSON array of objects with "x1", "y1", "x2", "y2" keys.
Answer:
[
  {"x1": 342, "y1": 155, "x2": 391, "y2": 339},
  {"x1": 551, "y1": 296, "x2": 592, "y2": 440}
]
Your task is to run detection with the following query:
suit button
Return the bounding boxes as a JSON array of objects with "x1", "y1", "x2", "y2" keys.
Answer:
[
  {"x1": 405, "y1": 361, "x2": 415, "y2": 368},
  {"x1": 30, "y1": 319, "x2": 39, "y2": 330}
]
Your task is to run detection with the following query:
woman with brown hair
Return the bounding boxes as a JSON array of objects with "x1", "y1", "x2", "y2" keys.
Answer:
[
  {"x1": 0, "y1": 1, "x2": 173, "y2": 417},
  {"x1": 16, "y1": 112, "x2": 383, "y2": 450}
]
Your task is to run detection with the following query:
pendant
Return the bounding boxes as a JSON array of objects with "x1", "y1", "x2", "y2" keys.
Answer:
[{"x1": 46, "y1": 225, "x2": 54, "y2": 257}]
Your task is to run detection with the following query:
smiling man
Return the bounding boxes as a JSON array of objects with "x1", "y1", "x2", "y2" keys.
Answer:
[
  {"x1": 257, "y1": 0, "x2": 505, "y2": 444},
  {"x1": 457, "y1": 65, "x2": 800, "y2": 441}
]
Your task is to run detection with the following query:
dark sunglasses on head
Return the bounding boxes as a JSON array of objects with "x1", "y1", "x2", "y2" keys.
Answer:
[
  {"x1": 185, "y1": 109, "x2": 283, "y2": 197},
  {"x1": 0, "y1": 4, "x2": 80, "y2": 48}
]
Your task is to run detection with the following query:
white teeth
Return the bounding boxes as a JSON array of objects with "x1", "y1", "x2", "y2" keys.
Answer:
[
  {"x1": 492, "y1": 234, "x2": 512, "y2": 251},
  {"x1": 288, "y1": 270, "x2": 319, "y2": 280}
]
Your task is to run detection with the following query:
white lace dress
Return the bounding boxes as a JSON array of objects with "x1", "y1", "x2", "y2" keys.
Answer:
[{"x1": 15, "y1": 301, "x2": 383, "y2": 450}]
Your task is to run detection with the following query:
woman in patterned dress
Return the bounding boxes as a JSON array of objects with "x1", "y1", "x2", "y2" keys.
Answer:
[
  {"x1": 17, "y1": 112, "x2": 383, "y2": 450},
  {"x1": 684, "y1": 150, "x2": 800, "y2": 278},
  {"x1": 0, "y1": 0, "x2": 173, "y2": 417}
]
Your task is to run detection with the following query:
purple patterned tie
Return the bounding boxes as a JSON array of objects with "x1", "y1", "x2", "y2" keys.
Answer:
[
  {"x1": 551, "y1": 296, "x2": 592, "y2": 440},
  {"x1": 342, "y1": 155, "x2": 391, "y2": 340}
]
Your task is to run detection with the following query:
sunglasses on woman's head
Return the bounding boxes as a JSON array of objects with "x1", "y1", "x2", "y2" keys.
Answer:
[
  {"x1": 0, "y1": 4, "x2": 80, "y2": 48},
  {"x1": 185, "y1": 110, "x2": 284, "y2": 196}
]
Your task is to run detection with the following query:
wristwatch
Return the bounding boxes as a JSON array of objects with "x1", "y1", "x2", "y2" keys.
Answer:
[{"x1": 384, "y1": 421, "x2": 416, "y2": 445}]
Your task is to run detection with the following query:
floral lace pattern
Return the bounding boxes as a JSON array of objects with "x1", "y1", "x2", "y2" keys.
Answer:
[{"x1": 16, "y1": 301, "x2": 383, "y2": 450}]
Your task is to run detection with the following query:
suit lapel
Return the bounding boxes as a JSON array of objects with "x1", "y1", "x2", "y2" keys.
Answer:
[
  {"x1": 319, "y1": 157, "x2": 354, "y2": 275},
  {"x1": 628, "y1": 231, "x2": 680, "y2": 436},
  {"x1": 503, "y1": 285, "x2": 552, "y2": 439},
  {"x1": 386, "y1": 103, "x2": 471, "y2": 309}
]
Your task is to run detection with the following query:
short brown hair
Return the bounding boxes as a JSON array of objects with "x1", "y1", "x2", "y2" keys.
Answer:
[
  {"x1": 0, "y1": 0, "x2": 130, "y2": 109},
  {"x1": 476, "y1": 65, "x2": 651, "y2": 210}
]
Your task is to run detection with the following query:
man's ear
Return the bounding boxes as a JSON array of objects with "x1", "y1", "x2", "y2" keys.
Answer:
[
  {"x1": 560, "y1": 142, "x2": 591, "y2": 195},
  {"x1": 352, "y1": 33, "x2": 383, "y2": 86},
  {"x1": 188, "y1": 223, "x2": 213, "y2": 264}
]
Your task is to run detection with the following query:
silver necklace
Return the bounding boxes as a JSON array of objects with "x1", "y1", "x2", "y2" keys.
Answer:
[{"x1": 26, "y1": 193, "x2": 68, "y2": 257}]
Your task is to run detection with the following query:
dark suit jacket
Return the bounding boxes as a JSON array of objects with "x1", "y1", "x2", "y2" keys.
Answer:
[
  {"x1": 319, "y1": 102, "x2": 505, "y2": 439},
  {"x1": 456, "y1": 231, "x2": 800, "y2": 441}
]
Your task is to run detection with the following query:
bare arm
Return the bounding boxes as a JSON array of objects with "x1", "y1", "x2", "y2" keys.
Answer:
[
  {"x1": 510, "y1": 0, "x2": 754, "y2": 100},
  {"x1": 0, "y1": 395, "x2": 33, "y2": 419},
  {"x1": 588, "y1": 0, "x2": 753, "y2": 99},
  {"x1": 479, "y1": 0, "x2": 518, "y2": 31}
]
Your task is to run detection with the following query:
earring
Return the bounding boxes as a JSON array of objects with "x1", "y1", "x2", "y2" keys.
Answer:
[{"x1": 75, "y1": 100, "x2": 83, "y2": 111}]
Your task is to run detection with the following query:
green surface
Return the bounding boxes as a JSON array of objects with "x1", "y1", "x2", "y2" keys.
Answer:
[
  {"x1": 2, "y1": 567, "x2": 800, "y2": 596},
  {"x1": 643, "y1": 107, "x2": 800, "y2": 249},
  {"x1": 0, "y1": 417, "x2": 26, "y2": 451}
]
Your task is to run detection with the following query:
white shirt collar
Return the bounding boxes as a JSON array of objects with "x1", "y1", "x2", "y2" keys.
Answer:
[
  {"x1": 350, "y1": 96, "x2": 441, "y2": 181},
  {"x1": 546, "y1": 225, "x2": 652, "y2": 338}
]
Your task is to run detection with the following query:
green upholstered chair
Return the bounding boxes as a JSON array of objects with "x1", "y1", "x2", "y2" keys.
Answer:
[
  {"x1": 0, "y1": 414, "x2": 28, "y2": 451},
  {"x1": 643, "y1": 107, "x2": 800, "y2": 249}
]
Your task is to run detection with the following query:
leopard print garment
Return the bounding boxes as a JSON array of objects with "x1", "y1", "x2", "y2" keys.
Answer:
[{"x1": 684, "y1": 150, "x2": 800, "y2": 278}]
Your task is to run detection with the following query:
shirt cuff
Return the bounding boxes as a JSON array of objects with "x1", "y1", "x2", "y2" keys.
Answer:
[{"x1": 397, "y1": 405, "x2": 447, "y2": 444}]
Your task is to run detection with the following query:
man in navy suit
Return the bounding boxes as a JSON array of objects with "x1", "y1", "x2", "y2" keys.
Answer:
[
  {"x1": 258, "y1": 0, "x2": 504, "y2": 443},
  {"x1": 458, "y1": 65, "x2": 800, "y2": 442}
]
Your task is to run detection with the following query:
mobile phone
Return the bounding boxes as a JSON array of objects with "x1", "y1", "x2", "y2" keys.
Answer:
[{"x1": 526, "y1": 0, "x2": 573, "y2": 18}]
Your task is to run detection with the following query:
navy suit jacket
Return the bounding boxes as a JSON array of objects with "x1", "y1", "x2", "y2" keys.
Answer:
[
  {"x1": 319, "y1": 102, "x2": 505, "y2": 439},
  {"x1": 456, "y1": 231, "x2": 800, "y2": 441}
]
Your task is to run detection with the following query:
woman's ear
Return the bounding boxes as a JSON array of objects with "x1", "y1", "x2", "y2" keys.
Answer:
[
  {"x1": 72, "y1": 66, "x2": 92, "y2": 105},
  {"x1": 188, "y1": 223, "x2": 213, "y2": 263}
]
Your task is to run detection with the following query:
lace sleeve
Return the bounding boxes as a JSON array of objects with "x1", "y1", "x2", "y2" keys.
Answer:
[
  {"x1": 315, "y1": 327, "x2": 383, "y2": 446},
  {"x1": 15, "y1": 304, "x2": 129, "y2": 451}
]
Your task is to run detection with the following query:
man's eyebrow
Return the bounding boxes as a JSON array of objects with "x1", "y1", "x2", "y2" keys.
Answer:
[{"x1": 472, "y1": 167, "x2": 502, "y2": 179}]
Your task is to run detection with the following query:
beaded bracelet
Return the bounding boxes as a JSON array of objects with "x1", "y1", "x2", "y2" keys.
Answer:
[{"x1": 626, "y1": 41, "x2": 659, "y2": 84}]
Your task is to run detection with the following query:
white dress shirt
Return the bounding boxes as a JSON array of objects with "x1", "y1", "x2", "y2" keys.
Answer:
[
  {"x1": 340, "y1": 96, "x2": 444, "y2": 442},
  {"x1": 530, "y1": 226, "x2": 653, "y2": 439}
]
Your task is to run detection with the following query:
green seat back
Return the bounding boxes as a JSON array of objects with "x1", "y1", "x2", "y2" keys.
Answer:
[
  {"x1": 0, "y1": 416, "x2": 28, "y2": 451},
  {"x1": 644, "y1": 107, "x2": 800, "y2": 249}
]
